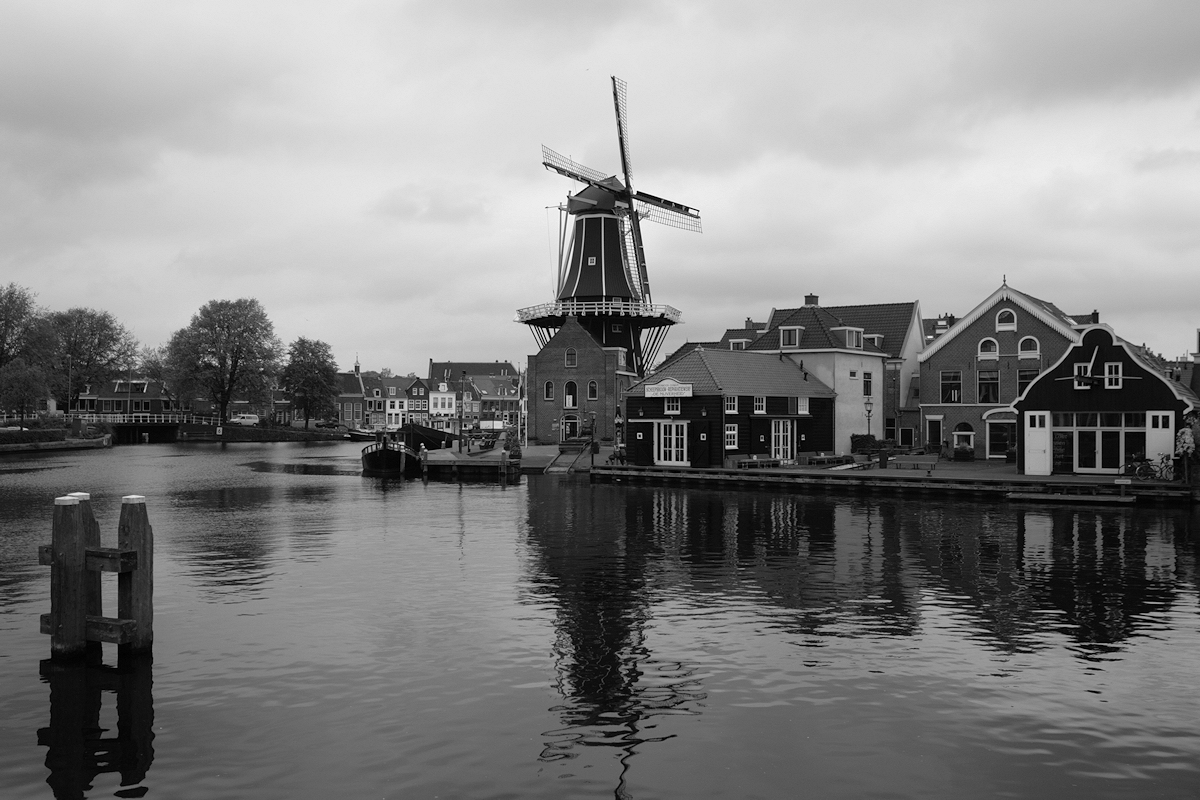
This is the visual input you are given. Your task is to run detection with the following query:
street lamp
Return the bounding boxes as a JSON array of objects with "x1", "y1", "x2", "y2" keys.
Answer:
[
  {"x1": 864, "y1": 397, "x2": 874, "y2": 438},
  {"x1": 589, "y1": 411, "x2": 597, "y2": 467}
]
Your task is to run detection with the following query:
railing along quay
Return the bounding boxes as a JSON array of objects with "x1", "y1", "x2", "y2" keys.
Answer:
[{"x1": 589, "y1": 464, "x2": 1196, "y2": 504}]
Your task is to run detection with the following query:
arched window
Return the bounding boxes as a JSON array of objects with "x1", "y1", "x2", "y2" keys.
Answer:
[
  {"x1": 565, "y1": 348, "x2": 577, "y2": 367},
  {"x1": 978, "y1": 338, "x2": 998, "y2": 358},
  {"x1": 952, "y1": 421, "x2": 975, "y2": 449},
  {"x1": 587, "y1": 380, "x2": 598, "y2": 401},
  {"x1": 996, "y1": 309, "x2": 1016, "y2": 331},
  {"x1": 564, "y1": 381, "x2": 577, "y2": 409},
  {"x1": 543, "y1": 381, "x2": 554, "y2": 401},
  {"x1": 1019, "y1": 336, "x2": 1039, "y2": 356}
]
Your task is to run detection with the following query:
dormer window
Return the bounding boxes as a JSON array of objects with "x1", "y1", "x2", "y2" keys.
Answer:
[
  {"x1": 832, "y1": 327, "x2": 863, "y2": 349},
  {"x1": 780, "y1": 326, "x2": 802, "y2": 349},
  {"x1": 996, "y1": 309, "x2": 1017, "y2": 332},
  {"x1": 865, "y1": 334, "x2": 884, "y2": 349},
  {"x1": 729, "y1": 340, "x2": 747, "y2": 350},
  {"x1": 978, "y1": 338, "x2": 999, "y2": 360}
]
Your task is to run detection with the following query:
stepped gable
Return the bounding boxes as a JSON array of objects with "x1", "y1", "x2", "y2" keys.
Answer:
[{"x1": 628, "y1": 347, "x2": 834, "y2": 398}]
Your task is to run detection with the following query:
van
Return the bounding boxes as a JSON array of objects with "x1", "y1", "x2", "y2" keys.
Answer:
[{"x1": 228, "y1": 414, "x2": 261, "y2": 426}]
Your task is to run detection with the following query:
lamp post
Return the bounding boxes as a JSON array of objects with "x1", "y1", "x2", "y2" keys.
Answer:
[
  {"x1": 864, "y1": 397, "x2": 874, "y2": 438},
  {"x1": 590, "y1": 411, "x2": 597, "y2": 468}
]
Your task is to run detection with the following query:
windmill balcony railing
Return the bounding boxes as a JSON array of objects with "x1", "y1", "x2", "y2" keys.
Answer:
[{"x1": 515, "y1": 300, "x2": 682, "y2": 324}]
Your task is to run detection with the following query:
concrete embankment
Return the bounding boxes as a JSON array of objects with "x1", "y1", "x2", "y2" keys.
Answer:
[
  {"x1": 0, "y1": 436, "x2": 113, "y2": 454},
  {"x1": 589, "y1": 460, "x2": 1197, "y2": 505}
]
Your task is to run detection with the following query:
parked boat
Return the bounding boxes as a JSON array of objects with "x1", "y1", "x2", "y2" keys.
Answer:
[
  {"x1": 361, "y1": 438, "x2": 421, "y2": 478},
  {"x1": 347, "y1": 428, "x2": 377, "y2": 442}
]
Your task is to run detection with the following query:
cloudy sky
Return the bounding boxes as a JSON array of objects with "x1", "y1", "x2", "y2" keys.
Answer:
[{"x1": 3, "y1": 1, "x2": 1198, "y2": 376}]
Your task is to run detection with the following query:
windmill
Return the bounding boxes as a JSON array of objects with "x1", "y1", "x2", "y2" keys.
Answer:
[{"x1": 516, "y1": 76, "x2": 701, "y2": 377}]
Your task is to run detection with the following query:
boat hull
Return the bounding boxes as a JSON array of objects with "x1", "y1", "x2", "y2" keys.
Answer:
[{"x1": 361, "y1": 441, "x2": 420, "y2": 478}]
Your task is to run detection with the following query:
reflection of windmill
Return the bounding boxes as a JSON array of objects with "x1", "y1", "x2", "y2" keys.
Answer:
[{"x1": 516, "y1": 76, "x2": 701, "y2": 377}]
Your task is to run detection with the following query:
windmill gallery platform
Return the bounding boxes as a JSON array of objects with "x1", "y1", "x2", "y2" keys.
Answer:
[{"x1": 586, "y1": 457, "x2": 1197, "y2": 505}]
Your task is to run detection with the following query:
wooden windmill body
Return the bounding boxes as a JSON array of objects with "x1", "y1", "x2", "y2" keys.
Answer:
[{"x1": 518, "y1": 77, "x2": 701, "y2": 444}]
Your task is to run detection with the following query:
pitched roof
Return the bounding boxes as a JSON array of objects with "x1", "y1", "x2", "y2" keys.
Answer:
[
  {"x1": 336, "y1": 372, "x2": 364, "y2": 395},
  {"x1": 628, "y1": 347, "x2": 835, "y2": 398},
  {"x1": 919, "y1": 284, "x2": 1082, "y2": 362},
  {"x1": 765, "y1": 302, "x2": 918, "y2": 357},
  {"x1": 656, "y1": 340, "x2": 720, "y2": 370},
  {"x1": 747, "y1": 305, "x2": 886, "y2": 354},
  {"x1": 428, "y1": 361, "x2": 518, "y2": 381}
]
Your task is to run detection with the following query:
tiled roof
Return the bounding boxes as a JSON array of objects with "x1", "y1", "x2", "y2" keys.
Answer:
[
  {"x1": 766, "y1": 302, "x2": 917, "y2": 357},
  {"x1": 748, "y1": 306, "x2": 885, "y2": 354},
  {"x1": 719, "y1": 328, "x2": 762, "y2": 345},
  {"x1": 657, "y1": 341, "x2": 720, "y2": 370},
  {"x1": 336, "y1": 372, "x2": 364, "y2": 395},
  {"x1": 628, "y1": 347, "x2": 835, "y2": 397},
  {"x1": 428, "y1": 361, "x2": 518, "y2": 381}
]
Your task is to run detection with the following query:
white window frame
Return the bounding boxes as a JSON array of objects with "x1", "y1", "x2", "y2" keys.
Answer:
[
  {"x1": 753, "y1": 396, "x2": 766, "y2": 414},
  {"x1": 978, "y1": 338, "x2": 999, "y2": 360},
  {"x1": 780, "y1": 326, "x2": 800, "y2": 349},
  {"x1": 724, "y1": 423, "x2": 738, "y2": 449},
  {"x1": 724, "y1": 395, "x2": 738, "y2": 414},
  {"x1": 664, "y1": 397, "x2": 680, "y2": 415},
  {"x1": 1018, "y1": 336, "x2": 1040, "y2": 357},
  {"x1": 996, "y1": 309, "x2": 1017, "y2": 331},
  {"x1": 796, "y1": 396, "x2": 809, "y2": 415},
  {"x1": 1074, "y1": 363, "x2": 1092, "y2": 390},
  {"x1": 1105, "y1": 362, "x2": 1123, "y2": 389}
]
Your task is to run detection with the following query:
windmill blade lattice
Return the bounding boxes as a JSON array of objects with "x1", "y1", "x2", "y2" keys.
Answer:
[
  {"x1": 612, "y1": 76, "x2": 635, "y2": 192},
  {"x1": 541, "y1": 145, "x2": 611, "y2": 186}
]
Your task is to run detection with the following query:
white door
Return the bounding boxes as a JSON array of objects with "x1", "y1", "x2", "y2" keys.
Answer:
[
  {"x1": 1024, "y1": 412, "x2": 1050, "y2": 475},
  {"x1": 771, "y1": 419, "x2": 793, "y2": 460},
  {"x1": 656, "y1": 421, "x2": 688, "y2": 465}
]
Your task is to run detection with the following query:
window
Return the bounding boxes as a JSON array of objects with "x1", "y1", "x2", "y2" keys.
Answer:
[
  {"x1": 564, "y1": 381, "x2": 577, "y2": 408},
  {"x1": 543, "y1": 381, "x2": 554, "y2": 401},
  {"x1": 845, "y1": 329, "x2": 863, "y2": 348},
  {"x1": 862, "y1": 372, "x2": 873, "y2": 397},
  {"x1": 114, "y1": 400, "x2": 124, "y2": 412},
  {"x1": 1019, "y1": 337, "x2": 1039, "y2": 356},
  {"x1": 665, "y1": 397, "x2": 680, "y2": 415},
  {"x1": 940, "y1": 371, "x2": 962, "y2": 403},
  {"x1": 780, "y1": 327, "x2": 800, "y2": 348},
  {"x1": 729, "y1": 340, "x2": 746, "y2": 350},
  {"x1": 788, "y1": 396, "x2": 810, "y2": 415},
  {"x1": 588, "y1": 380, "x2": 598, "y2": 401},
  {"x1": 996, "y1": 309, "x2": 1016, "y2": 331},
  {"x1": 753, "y1": 396, "x2": 766, "y2": 414},
  {"x1": 564, "y1": 348, "x2": 578, "y2": 367},
  {"x1": 1017, "y1": 369, "x2": 1038, "y2": 394},
  {"x1": 725, "y1": 423, "x2": 738, "y2": 449},
  {"x1": 611, "y1": 324, "x2": 622, "y2": 333},
  {"x1": 977, "y1": 370, "x2": 999, "y2": 404},
  {"x1": 1074, "y1": 363, "x2": 1093, "y2": 389},
  {"x1": 725, "y1": 395, "x2": 738, "y2": 414},
  {"x1": 1105, "y1": 363, "x2": 1123, "y2": 389},
  {"x1": 978, "y1": 338, "x2": 999, "y2": 359},
  {"x1": 850, "y1": 370, "x2": 858, "y2": 379}
]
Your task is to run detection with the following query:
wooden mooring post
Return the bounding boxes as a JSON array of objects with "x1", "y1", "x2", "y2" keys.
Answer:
[{"x1": 39, "y1": 494, "x2": 153, "y2": 660}]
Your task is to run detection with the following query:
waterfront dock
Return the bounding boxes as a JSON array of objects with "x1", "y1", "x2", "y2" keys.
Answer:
[{"x1": 587, "y1": 457, "x2": 1196, "y2": 505}]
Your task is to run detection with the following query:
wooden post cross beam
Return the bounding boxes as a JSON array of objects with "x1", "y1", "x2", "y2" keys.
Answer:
[{"x1": 39, "y1": 494, "x2": 154, "y2": 660}]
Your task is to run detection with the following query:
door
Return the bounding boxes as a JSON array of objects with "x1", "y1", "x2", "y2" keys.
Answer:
[
  {"x1": 1024, "y1": 412, "x2": 1050, "y2": 475},
  {"x1": 655, "y1": 421, "x2": 688, "y2": 465},
  {"x1": 771, "y1": 419, "x2": 793, "y2": 460}
]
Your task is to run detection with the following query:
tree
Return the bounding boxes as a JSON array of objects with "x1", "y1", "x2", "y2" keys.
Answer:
[
  {"x1": 0, "y1": 283, "x2": 50, "y2": 373},
  {"x1": 280, "y1": 337, "x2": 339, "y2": 428},
  {"x1": 0, "y1": 358, "x2": 49, "y2": 424},
  {"x1": 166, "y1": 299, "x2": 282, "y2": 422},
  {"x1": 50, "y1": 307, "x2": 139, "y2": 410}
]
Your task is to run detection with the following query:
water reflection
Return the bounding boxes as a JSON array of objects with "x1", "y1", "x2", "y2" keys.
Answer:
[
  {"x1": 37, "y1": 654, "x2": 154, "y2": 799},
  {"x1": 524, "y1": 479, "x2": 707, "y2": 794}
]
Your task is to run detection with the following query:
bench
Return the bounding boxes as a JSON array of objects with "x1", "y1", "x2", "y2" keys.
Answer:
[{"x1": 890, "y1": 454, "x2": 939, "y2": 470}]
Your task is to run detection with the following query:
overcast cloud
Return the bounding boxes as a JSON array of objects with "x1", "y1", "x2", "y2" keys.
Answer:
[{"x1": 2, "y1": 0, "x2": 1198, "y2": 375}]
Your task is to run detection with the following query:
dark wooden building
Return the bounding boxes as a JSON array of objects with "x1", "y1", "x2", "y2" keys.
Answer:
[
  {"x1": 1010, "y1": 325, "x2": 1197, "y2": 475},
  {"x1": 624, "y1": 347, "x2": 836, "y2": 468}
]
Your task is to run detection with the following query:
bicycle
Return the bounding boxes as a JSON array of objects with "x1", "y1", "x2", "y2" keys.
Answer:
[{"x1": 1123, "y1": 453, "x2": 1175, "y2": 481}]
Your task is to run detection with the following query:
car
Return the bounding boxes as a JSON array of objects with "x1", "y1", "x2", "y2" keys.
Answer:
[
  {"x1": 227, "y1": 414, "x2": 260, "y2": 426},
  {"x1": 316, "y1": 419, "x2": 345, "y2": 430}
]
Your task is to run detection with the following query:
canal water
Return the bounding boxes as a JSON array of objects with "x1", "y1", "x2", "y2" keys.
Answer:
[{"x1": 2, "y1": 442, "x2": 1200, "y2": 799}]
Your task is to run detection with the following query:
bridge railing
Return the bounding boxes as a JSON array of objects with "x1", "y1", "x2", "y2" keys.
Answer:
[{"x1": 69, "y1": 413, "x2": 222, "y2": 426}]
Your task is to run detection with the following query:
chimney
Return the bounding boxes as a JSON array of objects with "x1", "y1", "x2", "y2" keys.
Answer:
[
  {"x1": 804, "y1": 294, "x2": 819, "y2": 306},
  {"x1": 745, "y1": 317, "x2": 754, "y2": 329},
  {"x1": 1091, "y1": 309, "x2": 1099, "y2": 323}
]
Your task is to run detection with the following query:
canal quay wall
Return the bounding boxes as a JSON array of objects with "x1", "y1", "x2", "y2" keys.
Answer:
[{"x1": 587, "y1": 460, "x2": 1198, "y2": 505}]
